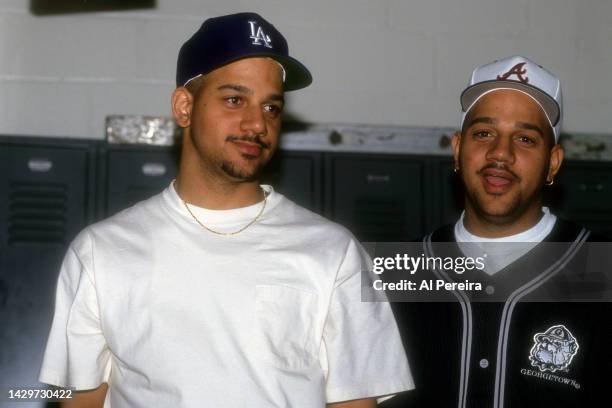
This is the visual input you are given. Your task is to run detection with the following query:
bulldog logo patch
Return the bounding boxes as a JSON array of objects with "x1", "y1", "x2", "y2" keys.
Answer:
[{"x1": 529, "y1": 325, "x2": 579, "y2": 373}]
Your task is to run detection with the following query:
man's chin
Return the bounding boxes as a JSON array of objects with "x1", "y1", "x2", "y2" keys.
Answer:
[
  {"x1": 220, "y1": 161, "x2": 264, "y2": 182},
  {"x1": 468, "y1": 193, "x2": 523, "y2": 225}
]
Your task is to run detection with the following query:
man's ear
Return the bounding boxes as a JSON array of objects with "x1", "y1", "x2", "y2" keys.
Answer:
[
  {"x1": 172, "y1": 87, "x2": 194, "y2": 128},
  {"x1": 451, "y1": 131, "x2": 462, "y2": 170},
  {"x1": 547, "y1": 144, "x2": 565, "y2": 183}
]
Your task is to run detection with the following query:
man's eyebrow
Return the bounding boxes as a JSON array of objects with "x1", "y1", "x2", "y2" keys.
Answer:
[
  {"x1": 516, "y1": 121, "x2": 544, "y2": 136},
  {"x1": 268, "y1": 94, "x2": 284, "y2": 104},
  {"x1": 217, "y1": 84, "x2": 253, "y2": 94},
  {"x1": 217, "y1": 84, "x2": 284, "y2": 104},
  {"x1": 466, "y1": 116, "x2": 496, "y2": 128}
]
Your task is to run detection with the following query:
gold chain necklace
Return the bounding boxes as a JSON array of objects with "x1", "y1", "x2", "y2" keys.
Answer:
[{"x1": 177, "y1": 182, "x2": 268, "y2": 236}]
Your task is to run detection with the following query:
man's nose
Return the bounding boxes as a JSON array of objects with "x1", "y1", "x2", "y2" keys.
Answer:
[
  {"x1": 485, "y1": 134, "x2": 514, "y2": 164},
  {"x1": 240, "y1": 106, "x2": 266, "y2": 136}
]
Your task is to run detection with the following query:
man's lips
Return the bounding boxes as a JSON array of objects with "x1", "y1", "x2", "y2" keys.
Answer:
[
  {"x1": 485, "y1": 175, "x2": 511, "y2": 186},
  {"x1": 480, "y1": 168, "x2": 516, "y2": 193},
  {"x1": 231, "y1": 140, "x2": 264, "y2": 157}
]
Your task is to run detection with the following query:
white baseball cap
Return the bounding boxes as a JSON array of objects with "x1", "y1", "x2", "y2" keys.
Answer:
[{"x1": 460, "y1": 55, "x2": 562, "y2": 142}]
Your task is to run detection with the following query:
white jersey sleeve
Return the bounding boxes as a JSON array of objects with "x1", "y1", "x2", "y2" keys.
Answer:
[
  {"x1": 38, "y1": 231, "x2": 112, "y2": 390},
  {"x1": 321, "y1": 238, "x2": 414, "y2": 403}
]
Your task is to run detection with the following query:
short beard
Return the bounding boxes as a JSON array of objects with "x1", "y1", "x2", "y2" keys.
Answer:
[
  {"x1": 219, "y1": 134, "x2": 272, "y2": 181},
  {"x1": 462, "y1": 168, "x2": 547, "y2": 226},
  {"x1": 220, "y1": 158, "x2": 265, "y2": 181},
  {"x1": 465, "y1": 187, "x2": 525, "y2": 226}
]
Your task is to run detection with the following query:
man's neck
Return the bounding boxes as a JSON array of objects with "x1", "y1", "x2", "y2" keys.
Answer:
[
  {"x1": 462, "y1": 203, "x2": 545, "y2": 238},
  {"x1": 174, "y1": 171, "x2": 264, "y2": 210}
]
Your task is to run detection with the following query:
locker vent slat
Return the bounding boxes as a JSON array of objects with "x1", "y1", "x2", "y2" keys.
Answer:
[{"x1": 8, "y1": 183, "x2": 68, "y2": 245}]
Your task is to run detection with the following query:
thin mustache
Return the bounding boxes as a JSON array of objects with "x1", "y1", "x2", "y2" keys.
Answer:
[
  {"x1": 225, "y1": 135, "x2": 270, "y2": 149},
  {"x1": 477, "y1": 162, "x2": 520, "y2": 180}
]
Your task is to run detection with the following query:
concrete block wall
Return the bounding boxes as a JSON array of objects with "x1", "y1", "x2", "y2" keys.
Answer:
[{"x1": 0, "y1": 0, "x2": 611, "y2": 139}]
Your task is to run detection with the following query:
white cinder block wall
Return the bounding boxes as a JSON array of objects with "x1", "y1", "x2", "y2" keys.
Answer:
[{"x1": 0, "y1": 0, "x2": 611, "y2": 139}]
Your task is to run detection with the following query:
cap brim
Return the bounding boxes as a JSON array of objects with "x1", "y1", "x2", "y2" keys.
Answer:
[
  {"x1": 461, "y1": 80, "x2": 560, "y2": 126},
  {"x1": 269, "y1": 55, "x2": 312, "y2": 91},
  {"x1": 181, "y1": 51, "x2": 312, "y2": 92}
]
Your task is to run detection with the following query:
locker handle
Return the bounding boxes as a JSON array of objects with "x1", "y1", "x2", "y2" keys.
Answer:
[
  {"x1": 367, "y1": 174, "x2": 390, "y2": 183},
  {"x1": 141, "y1": 162, "x2": 167, "y2": 177},
  {"x1": 27, "y1": 158, "x2": 53, "y2": 173}
]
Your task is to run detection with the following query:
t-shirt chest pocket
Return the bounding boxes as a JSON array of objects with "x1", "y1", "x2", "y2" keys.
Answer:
[{"x1": 254, "y1": 285, "x2": 318, "y2": 370}]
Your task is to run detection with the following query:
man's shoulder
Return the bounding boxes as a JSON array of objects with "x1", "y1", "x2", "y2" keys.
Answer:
[
  {"x1": 71, "y1": 193, "x2": 165, "y2": 250},
  {"x1": 420, "y1": 224, "x2": 455, "y2": 243},
  {"x1": 547, "y1": 217, "x2": 610, "y2": 242},
  {"x1": 274, "y1": 195, "x2": 357, "y2": 243},
  {"x1": 96, "y1": 193, "x2": 163, "y2": 229},
  {"x1": 422, "y1": 218, "x2": 611, "y2": 244}
]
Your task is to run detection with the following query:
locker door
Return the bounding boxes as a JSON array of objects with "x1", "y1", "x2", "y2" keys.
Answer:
[
  {"x1": 0, "y1": 143, "x2": 92, "y2": 401},
  {"x1": 261, "y1": 151, "x2": 322, "y2": 213},
  {"x1": 326, "y1": 154, "x2": 426, "y2": 242},
  {"x1": 549, "y1": 160, "x2": 612, "y2": 236},
  {"x1": 434, "y1": 158, "x2": 464, "y2": 230},
  {"x1": 106, "y1": 148, "x2": 179, "y2": 216}
]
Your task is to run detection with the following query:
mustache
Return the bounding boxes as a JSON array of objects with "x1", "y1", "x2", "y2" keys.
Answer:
[
  {"x1": 225, "y1": 135, "x2": 270, "y2": 150},
  {"x1": 477, "y1": 162, "x2": 520, "y2": 180}
]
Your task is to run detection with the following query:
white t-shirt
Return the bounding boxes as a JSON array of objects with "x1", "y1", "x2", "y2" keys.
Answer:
[
  {"x1": 454, "y1": 207, "x2": 557, "y2": 275},
  {"x1": 39, "y1": 184, "x2": 413, "y2": 407}
]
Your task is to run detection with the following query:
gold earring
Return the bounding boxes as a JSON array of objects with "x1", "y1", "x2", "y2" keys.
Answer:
[{"x1": 545, "y1": 178, "x2": 554, "y2": 186}]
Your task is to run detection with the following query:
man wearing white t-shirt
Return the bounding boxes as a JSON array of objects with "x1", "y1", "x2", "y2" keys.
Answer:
[
  {"x1": 38, "y1": 12, "x2": 413, "y2": 408},
  {"x1": 385, "y1": 56, "x2": 612, "y2": 408}
]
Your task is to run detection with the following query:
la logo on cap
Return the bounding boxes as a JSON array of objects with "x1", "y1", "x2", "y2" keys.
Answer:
[{"x1": 249, "y1": 21, "x2": 272, "y2": 48}]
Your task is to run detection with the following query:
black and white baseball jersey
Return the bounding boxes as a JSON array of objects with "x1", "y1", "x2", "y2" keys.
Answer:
[{"x1": 383, "y1": 218, "x2": 612, "y2": 408}]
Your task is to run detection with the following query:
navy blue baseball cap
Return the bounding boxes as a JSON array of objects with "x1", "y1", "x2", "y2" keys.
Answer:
[{"x1": 176, "y1": 12, "x2": 312, "y2": 91}]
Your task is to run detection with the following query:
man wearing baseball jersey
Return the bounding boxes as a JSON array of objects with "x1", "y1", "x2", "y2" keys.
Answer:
[
  {"x1": 38, "y1": 12, "x2": 413, "y2": 408},
  {"x1": 384, "y1": 56, "x2": 612, "y2": 407}
]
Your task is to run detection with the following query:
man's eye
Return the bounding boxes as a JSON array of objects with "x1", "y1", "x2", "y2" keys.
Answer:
[
  {"x1": 517, "y1": 135, "x2": 536, "y2": 145},
  {"x1": 225, "y1": 96, "x2": 242, "y2": 106},
  {"x1": 473, "y1": 130, "x2": 491, "y2": 139},
  {"x1": 264, "y1": 104, "x2": 282, "y2": 116}
]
